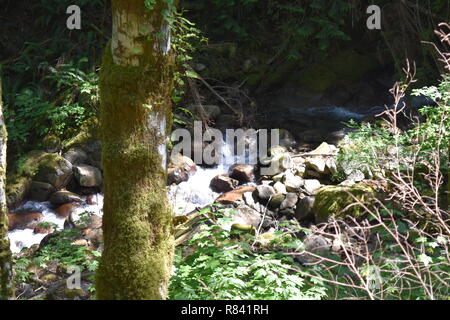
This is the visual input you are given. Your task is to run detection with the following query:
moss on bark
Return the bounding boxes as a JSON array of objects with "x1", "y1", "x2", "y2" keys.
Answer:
[{"x1": 95, "y1": 0, "x2": 175, "y2": 300}]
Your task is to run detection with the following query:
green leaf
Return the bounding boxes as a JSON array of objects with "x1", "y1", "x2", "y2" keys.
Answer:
[{"x1": 185, "y1": 70, "x2": 200, "y2": 79}]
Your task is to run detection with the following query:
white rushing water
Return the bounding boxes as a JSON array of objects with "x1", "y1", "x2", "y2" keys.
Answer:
[
  {"x1": 167, "y1": 137, "x2": 254, "y2": 216},
  {"x1": 8, "y1": 137, "x2": 254, "y2": 253},
  {"x1": 8, "y1": 194, "x2": 104, "y2": 254},
  {"x1": 8, "y1": 160, "x2": 232, "y2": 252},
  {"x1": 168, "y1": 164, "x2": 225, "y2": 216}
]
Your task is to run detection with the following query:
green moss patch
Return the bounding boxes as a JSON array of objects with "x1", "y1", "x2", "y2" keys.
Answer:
[
  {"x1": 313, "y1": 183, "x2": 376, "y2": 223},
  {"x1": 63, "y1": 118, "x2": 99, "y2": 151}
]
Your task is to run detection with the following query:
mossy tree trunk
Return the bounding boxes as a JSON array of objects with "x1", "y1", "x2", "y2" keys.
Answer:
[
  {"x1": 95, "y1": 0, "x2": 175, "y2": 300},
  {"x1": 0, "y1": 74, "x2": 14, "y2": 300}
]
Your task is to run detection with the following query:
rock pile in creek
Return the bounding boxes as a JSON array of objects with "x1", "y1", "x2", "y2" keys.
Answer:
[
  {"x1": 170, "y1": 139, "x2": 379, "y2": 242},
  {"x1": 6, "y1": 136, "x2": 105, "y2": 236}
]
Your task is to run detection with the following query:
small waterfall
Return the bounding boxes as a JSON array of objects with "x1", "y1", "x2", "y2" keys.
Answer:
[
  {"x1": 8, "y1": 136, "x2": 256, "y2": 252},
  {"x1": 8, "y1": 194, "x2": 104, "y2": 253},
  {"x1": 168, "y1": 138, "x2": 251, "y2": 216},
  {"x1": 168, "y1": 164, "x2": 225, "y2": 216}
]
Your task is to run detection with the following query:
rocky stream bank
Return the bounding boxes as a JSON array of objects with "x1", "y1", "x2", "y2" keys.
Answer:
[{"x1": 6, "y1": 107, "x2": 391, "y2": 300}]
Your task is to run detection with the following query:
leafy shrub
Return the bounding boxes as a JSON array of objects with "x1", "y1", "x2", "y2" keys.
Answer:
[
  {"x1": 325, "y1": 72, "x2": 449, "y2": 300},
  {"x1": 35, "y1": 229, "x2": 99, "y2": 271},
  {"x1": 43, "y1": 60, "x2": 99, "y2": 137},
  {"x1": 1, "y1": 0, "x2": 107, "y2": 155},
  {"x1": 4, "y1": 59, "x2": 98, "y2": 149},
  {"x1": 335, "y1": 76, "x2": 449, "y2": 183},
  {"x1": 14, "y1": 227, "x2": 100, "y2": 275},
  {"x1": 13, "y1": 225, "x2": 101, "y2": 296},
  {"x1": 170, "y1": 212, "x2": 327, "y2": 300},
  {"x1": 170, "y1": 10, "x2": 207, "y2": 100},
  {"x1": 188, "y1": 0, "x2": 352, "y2": 60},
  {"x1": 334, "y1": 121, "x2": 393, "y2": 181}
]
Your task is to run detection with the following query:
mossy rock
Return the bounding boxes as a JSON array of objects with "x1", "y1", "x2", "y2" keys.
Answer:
[
  {"x1": 328, "y1": 50, "x2": 377, "y2": 84},
  {"x1": 63, "y1": 117, "x2": 99, "y2": 150},
  {"x1": 269, "y1": 193, "x2": 286, "y2": 209},
  {"x1": 6, "y1": 150, "x2": 49, "y2": 208},
  {"x1": 62, "y1": 288, "x2": 87, "y2": 299},
  {"x1": 231, "y1": 223, "x2": 256, "y2": 235},
  {"x1": 259, "y1": 58, "x2": 301, "y2": 91},
  {"x1": 33, "y1": 153, "x2": 73, "y2": 189},
  {"x1": 313, "y1": 183, "x2": 376, "y2": 223},
  {"x1": 6, "y1": 175, "x2": 31, "y2": 209},
  {"x1": 43, "y1": 134, "x2": 62, "y2": 153},
  {"x1": 6, "y1": 151, "x2": 72, "y2": 207},
  {"x1": 29, "y1": 181, "x2": 56, "y2": 202},
  {"x1": 40, "y1": 273, "x2": 59, "y2": 283},
  {"x1": 16, "y1": 150, "x2": 48, "y2": 177}
]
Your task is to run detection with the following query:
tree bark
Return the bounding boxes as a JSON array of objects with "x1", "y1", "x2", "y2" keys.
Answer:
[
  {"x1": 95, "y1": 0, "x2": 175, "y2": 300},
  {"x1": 0, "y1": 74, "x2": 14, "y2": 300}
]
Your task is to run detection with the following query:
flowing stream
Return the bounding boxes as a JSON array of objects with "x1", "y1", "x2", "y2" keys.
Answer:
[
  {"x1": 7, "y1": 105, "x2": 374, "y2": 253},
  {"x1": 8, "y1": 194, "x2": 104, "y2": 253},
  {"x1": 167, "y1": 139, "x2": 248, "y2": 216},
  {"x1": 7, "y1": 139, "x2": 242, "y2": 253}
]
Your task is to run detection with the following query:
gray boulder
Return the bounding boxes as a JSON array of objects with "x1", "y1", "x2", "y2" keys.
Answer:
[
  {"x1": 210, "y1": 174, "x2": 239, "y2": 193},
  {"x1": 222, "y1": 204, "x2": 262, "y2": 232},
  {"x1": 303, "y1": 179, "x2": 322, "y2": 195},
  {"x1": 243, "y1": 191, "x2": 261, "y2": 212},
  {"x1": 260, "y1": 146, "x2": 292, "y2": 176},
  {"x1": 256, "y1": 185, "x2": 276, "y2": 200},
  {"x1": 273, "y1": 181, "x2": 287, "y2": 194},
  {"x1": 168, "y1": 154, "x2": 197, "y2": 185},
  {"x1": 49, "y1": 190, "x2": 83, "y2": 206},
  {"x1": 229, "y1": 164, "x2": 255, "y2": 183},
  {"x1": 34, "y1": 154, "x2": 73, "y2": 189},
  {"x1": 280, "y1": 193, "x2": 299, "y2": 210},
  {"x1": 169, "y1": 154, "x2": 197, "y2": 175},
  {"x1": 295, "y1": 234, "x2": 331, "y2": 265},
  {"x1": 305, "y1": 157, "x2": 327, "y2": 174},
  {"x1": 304, "y1": 142, "x2": 338, "y2": 175},
  {"x1": 74, "y1": 165, "x2": 103, "y2": 187},
  {"x1": 304, "y1": 235, "x2": 330, "y2": 256},
  {"x1": 168, "y1": 167, "x2": 190, "y2": 185},
  {"x1": 29, "y1": 181, "x2": 55, "y2": 202},
  {"x1": 63, "y1": 148, "x2": 88, "y2": 165},
  {"x1": 279, "y1": 193, "x2": 299, "y2": 216},
  {"x1": 284, "y1": 171, "x2": 304, "y2": 192},
  {"x1": 294, "y1": 196, "x2": 315, "y2": 221},
  {"x1": 269, "y1": 193, "x2": 285, "y2": 209}
]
